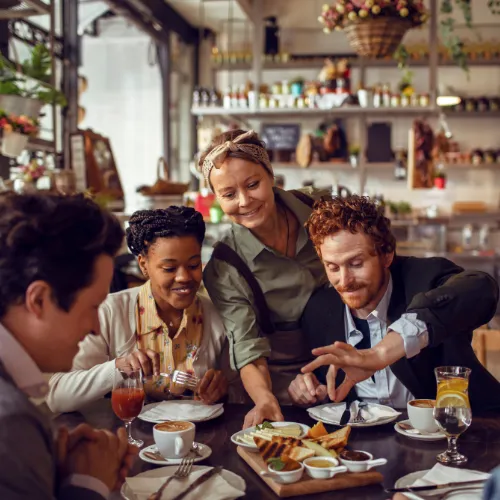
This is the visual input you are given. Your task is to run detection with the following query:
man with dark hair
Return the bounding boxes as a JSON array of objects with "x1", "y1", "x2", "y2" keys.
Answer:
[
  {"x1": 0, "y1": 192, "x2": 137, "y2": 499},
  {"x1": 288, "y1": 195, "x2": 500, "y2": 412}
]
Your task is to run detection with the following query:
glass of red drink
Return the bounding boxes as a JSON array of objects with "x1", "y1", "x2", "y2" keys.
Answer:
[{"x1": 111, "y1": 368, "x2": 145, "y2": 447}]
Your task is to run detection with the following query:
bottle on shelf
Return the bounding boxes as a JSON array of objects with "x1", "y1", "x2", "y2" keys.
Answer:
[
  {"x1": 373, "y1": 86, "x2": 382, "y2": 108},
  {"x1": 230, "y1": 85, "x2": 239, "y2": 108},
  {"x1": 223, "y1": 87, "x2": 232, "y2": 109},
  {"x1": 238, "y1": 85, "x2": 248, "y2": 108},
  {"x1": 192, "y1": 87, "x2": 201, "y2": 108},
  {"x1": 382, "y1": 83, "x2": 391, "y2": 107}
]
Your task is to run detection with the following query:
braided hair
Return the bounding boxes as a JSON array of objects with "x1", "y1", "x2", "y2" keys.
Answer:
[{"x1": 126, "y1": 206, "x2": 205, "y2": 256}]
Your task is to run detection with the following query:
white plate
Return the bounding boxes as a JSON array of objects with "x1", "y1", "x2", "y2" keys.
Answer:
[
  {"x1": 308, "y1": 403, "x2": 400, "y2": 428},
  {"x1": 394, "y1": 420, "x2": 446, "y2": 441},
  {"x1": 395, "y1": 470, "x2": 485, "y2": 499},
  {"x1": 231, "y1": 421, "x2": 311, "y2": 452},
  {"x1": 139, "y1": 442, "x2": 212, "y2": 466},
  {"x1": 138, "y1": 401, "x2": 224, "y2": 424},
  {"x1": 121, "y1": 465, "x2": 246, "y2": 500}
]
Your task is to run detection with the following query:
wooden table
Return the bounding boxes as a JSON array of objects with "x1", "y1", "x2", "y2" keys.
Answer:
[{"x1": 54, "y1": 401, "x2": 500, "y2": 499}]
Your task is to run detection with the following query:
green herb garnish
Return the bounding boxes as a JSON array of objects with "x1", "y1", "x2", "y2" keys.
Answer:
[
  {"x1": 256, "y1": 421, "x2": 274, "y2": 431},
  {"x1": 267, "y1": 457, "x2": 285, "y2": 471}
]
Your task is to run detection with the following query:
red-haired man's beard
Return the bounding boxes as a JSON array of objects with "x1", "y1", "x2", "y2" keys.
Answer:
[{"x1": 335, "y1": 268, "x2": 387, "y2": 312}]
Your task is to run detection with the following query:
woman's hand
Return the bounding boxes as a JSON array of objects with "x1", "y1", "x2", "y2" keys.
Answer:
[
  {"x1": 197, "y1": 369, "x2": 228, "y2": 405},
  {"x1": 115, "y1": 349, "x2": 160, "y2": 376},
  {"x1": 243, "y1": 396, "x2": 284, "y2": 429}
]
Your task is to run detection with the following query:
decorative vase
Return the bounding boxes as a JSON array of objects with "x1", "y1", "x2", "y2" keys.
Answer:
[
  {"x1": 1, "y1": 130, "x2": 29, "y2": 158},
  {"x1": 434, "y1": 177, "x2": 446, "y2": 189},
  {"x1": 349, "y1": 155, "x2": 359, "y2": 168}
]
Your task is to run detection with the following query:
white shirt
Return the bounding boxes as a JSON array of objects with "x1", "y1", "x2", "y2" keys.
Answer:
[
  {"x1": 0, "y1": 321, "x2": 109, "y2": 500},
  {"x1": 344, "y1": 276, "x2": 429, "y2": 409}
]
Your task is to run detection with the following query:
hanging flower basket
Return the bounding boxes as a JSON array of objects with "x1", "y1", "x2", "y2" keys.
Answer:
[
  {"x1": 1, "y1": 130, "x2": 28, "y2": 158},
  {"x1": 344, "y1": 17, "x2": 413, "y2": 59},
  {"x1": 319, "y1": 1, "x2": 428, "y2": 59}
]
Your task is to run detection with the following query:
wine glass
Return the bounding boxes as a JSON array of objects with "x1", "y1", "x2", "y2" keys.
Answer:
[
  {"x1": 433, "y1": 366, "x2": 472, "y2": 465},
  {"x1": 111, "y1": 368, "x2": 145, "y2": 447}
]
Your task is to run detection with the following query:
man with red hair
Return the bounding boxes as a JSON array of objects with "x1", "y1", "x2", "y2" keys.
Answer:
[{"x1": 288, "y1": 195, "x2": 500, "y2": 411}]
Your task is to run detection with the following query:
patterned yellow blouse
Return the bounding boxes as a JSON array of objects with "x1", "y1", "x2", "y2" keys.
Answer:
[{"x1": 135, "y1": 281, "x2": 203, "y2": 375}]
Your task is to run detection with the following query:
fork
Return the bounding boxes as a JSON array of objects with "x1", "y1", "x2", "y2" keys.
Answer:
[
  {"x1": 147, "y1": 456, "x2": 194, "y2": 500},
  {"x1": 172, "y1": 370, "x2": 198, "y2": 390},
  {"x1": 351, "y1": 402, "x2": 368, "y2": 424}
]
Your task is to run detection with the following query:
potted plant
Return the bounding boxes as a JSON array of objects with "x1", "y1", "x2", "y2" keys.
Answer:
[
  {"x1": 349, "y1": 144, "x2": 360, "y2": 167},
  {"x1": 0, "y1": 111, "x2": 39, "y2": 157},
  {"x1": 0, "y1": 44, "x2": 67, "y2": 118},
  {"x1": 397, "y1": 201, "x2": 412, "y2": 219},
  {"x1": 319, "y1": 1, "x2": 427, "y2": 59},
  {"x1": 434, "y1": 170, "x2": 447, "y2": 189}
]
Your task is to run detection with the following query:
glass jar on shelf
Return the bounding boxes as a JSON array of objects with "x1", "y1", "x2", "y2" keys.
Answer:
[
  {"x1": 390, "y1": 94, "x2": 401, "y2": 107},
  {"x1": 419, "y1": 93, "x2": 430, "y2": 107},
  {"x1": 259, "y1": 93, "x2": 269, "y2": 109}
]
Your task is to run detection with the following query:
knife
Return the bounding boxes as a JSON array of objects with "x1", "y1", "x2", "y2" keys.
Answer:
[
  {"x1": 386, "y1": 479, "x2": 487, "y2": 493},
  {"x1": 339, "y1": 404, "x2": 351, "y2": 425},
  {"x1": 170, "y1": 466, "x2": 223, "y2": 500}
]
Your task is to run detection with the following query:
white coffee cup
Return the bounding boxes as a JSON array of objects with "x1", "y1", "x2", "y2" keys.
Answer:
[
  {"x1": 153, "y1": 421, "x2": 195, "y2": 459},
  {"x1": 407, "y1": 399, "x2": 439, "y2": 433}
]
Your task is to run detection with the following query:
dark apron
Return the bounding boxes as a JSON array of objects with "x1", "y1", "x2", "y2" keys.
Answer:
[
  {"x1": 266, "y1": 322, "x2": 313, "y2": 404},
  {"x1": 212, "y1": 188, "x2": 317, "y2": 404}
]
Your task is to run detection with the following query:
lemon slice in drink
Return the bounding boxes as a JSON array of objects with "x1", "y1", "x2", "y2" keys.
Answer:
[{"x1": 436, "y1": 391, "x2": 469, "y2": 408}]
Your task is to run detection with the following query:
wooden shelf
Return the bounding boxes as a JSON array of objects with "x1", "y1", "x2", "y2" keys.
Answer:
[
  {"x1": 0, "y1": 0, "x2": 50, "y2": 19},
  {"x1": 443, "y1": 111, "x2": 500, "y2": 118},
  {"x1": 191, "y1": 106, "x2": 437, "y2": 119},
  {"x1": 274, "y1": 162, "x2": 393, "y2": 170},
  {"x1": 210, "y1": 56, "x2": 500, "y2": 72},
  {"x1": 444, "y1": 163, "x2": 500, "y2": 169}
]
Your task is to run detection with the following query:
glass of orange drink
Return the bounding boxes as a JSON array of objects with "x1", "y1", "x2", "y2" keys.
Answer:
[{"x1": 433, "y1": 366, "x2": 472, "y2": 464}]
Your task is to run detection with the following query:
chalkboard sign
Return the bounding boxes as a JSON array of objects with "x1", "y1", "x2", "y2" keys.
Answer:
[{"x1": 261, "y1": 124, "x2": 301, "y2": 151}]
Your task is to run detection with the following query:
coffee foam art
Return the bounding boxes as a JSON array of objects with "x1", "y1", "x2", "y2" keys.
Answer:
[{"x1": 155, "y1": 421, "x2": 194, "y2": 432}]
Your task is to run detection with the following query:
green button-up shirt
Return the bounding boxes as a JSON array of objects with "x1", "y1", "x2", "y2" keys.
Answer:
[{"x1": 203, "y1": 188, "x2": 328, "y2": 370}]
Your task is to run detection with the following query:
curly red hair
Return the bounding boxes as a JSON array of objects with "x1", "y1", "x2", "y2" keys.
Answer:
[{"x1": 306, "y1": 195, "x2": 396, "y2": 255}]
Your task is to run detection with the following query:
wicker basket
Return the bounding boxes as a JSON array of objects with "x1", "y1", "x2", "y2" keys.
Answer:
[
  {"x1": 344, "y1": 17, "x2": 412, "y2": 59},
  {"x1": 137, "y1": 157, "x2": 189, "y2": 196}
]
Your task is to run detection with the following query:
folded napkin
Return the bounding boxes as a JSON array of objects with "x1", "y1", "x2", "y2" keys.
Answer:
[
  {"x1": 125, "y1": 467, "x2": 245, "y2": 500},
  {"x1": 308, "y1": 400, "x2": 400, "y2": 425},
  {"x1": 140, "y1": 400, "x2": 223, "y2": 422},
  {"x1": 410, "y1": 463, "x2": 490, "y2": 499}
]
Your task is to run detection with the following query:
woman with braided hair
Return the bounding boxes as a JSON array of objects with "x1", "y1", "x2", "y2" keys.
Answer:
[
  {"x1": 46, "y1": 206, "x2": 236, "y2": 413},
  {"x1": 201, "y1": 129, "x2": 329, "y2": 428}
]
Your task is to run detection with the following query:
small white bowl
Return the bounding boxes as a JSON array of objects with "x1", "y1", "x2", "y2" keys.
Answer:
[
  {"x1": 338, "y1": 450, "x2": 387, "y2": 473},
  {"x1": 260, "y1": 462, "x2": 304, "y2": 484},
  {"x1": 303, "y1": 457, "x2": 348, "y2": 479}
]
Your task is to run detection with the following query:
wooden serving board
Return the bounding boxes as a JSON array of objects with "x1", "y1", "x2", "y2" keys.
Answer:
[{"x1": 237, "y1": 446, "x2": 383, "y2": 497}]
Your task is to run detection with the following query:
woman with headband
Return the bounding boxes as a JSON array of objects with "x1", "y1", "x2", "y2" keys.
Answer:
[
  {"x1": 201, "y1": 129, "x2": 329, "y2": 428},
  {"x1": 46, "y1": 206, "x2": 239, "y2": 413}
]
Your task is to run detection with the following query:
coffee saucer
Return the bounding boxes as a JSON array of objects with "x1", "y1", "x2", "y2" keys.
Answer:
[
  {"x1": 139, "y1": 442, "x2": 212, "y2": 465},
  {"x1": 394, "y1": 419, "x2": 446, "y2": 441}
]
